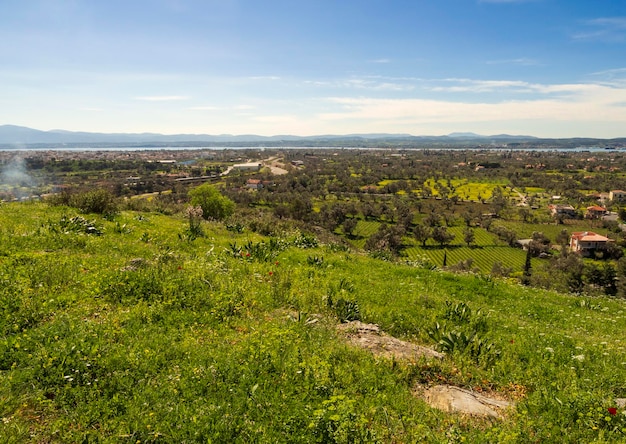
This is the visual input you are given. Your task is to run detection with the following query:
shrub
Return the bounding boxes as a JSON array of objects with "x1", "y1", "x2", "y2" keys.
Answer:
[
  {"x1": 71, "y1": 189, "x2": 119, "y2": 216},
  {"x1": 189, "y1": 184, "x2": 235, "y2": 221}
]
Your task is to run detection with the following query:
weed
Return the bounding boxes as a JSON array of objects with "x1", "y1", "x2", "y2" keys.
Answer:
[
  {"x1": 307, "y1": 255, "x2": 325, "y2": 267},
  {"x1": 292, "y1": 232, "x2": 319, "y2": 249}
]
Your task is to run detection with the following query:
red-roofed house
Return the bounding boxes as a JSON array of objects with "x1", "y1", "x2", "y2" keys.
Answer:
[
  {"x1": 246, "y1": 179, "x2": 274, "y2": 190},
  {"x1": 246, "y1": 179, "x2": 263, "y2": 190},
  {"x1": 585, "y1": 205, "x2": 607, "y2": 219},
  {"x1": 570, "y1": 231, "x2": 611, "y2": 256}
]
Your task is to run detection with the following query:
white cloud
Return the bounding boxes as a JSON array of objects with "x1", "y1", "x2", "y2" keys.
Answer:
[
  {"x1": 134, "y1": 95, "x2": 189, "y2": 101},
  {"x1": 424, "y1": 78, "x2": 603, "y2": 96},
  {"x1": 188, "y1": 106, "x2": 219, "y2": 111},
  {"x1": 314, "y1": 80, "x2": 626, "y2": 137},
  {"x1": 573, "y1": 17, "x2": 626, "y2": 42},
  {"x1": 486, "y1": 58, "x2": 539, "y2": 66}
]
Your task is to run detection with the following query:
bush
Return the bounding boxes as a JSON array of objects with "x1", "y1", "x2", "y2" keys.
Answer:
[
  {"x1": 188, "y1": 184, "x2": 235, "y2": 221},
  {"x1": 71, "y1": 189, "x2": 119, "y2": 216}
]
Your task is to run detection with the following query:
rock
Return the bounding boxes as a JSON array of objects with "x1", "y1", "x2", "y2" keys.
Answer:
[
  {"x1": 616, "y1": 398, "x2": 626, "y2": 408},
  {"x1": 423, "y1": 385, "x2": 513, "y2": 418},
  {"x1": 337, "y1": 321, "x2": 444, "y2": 361}
]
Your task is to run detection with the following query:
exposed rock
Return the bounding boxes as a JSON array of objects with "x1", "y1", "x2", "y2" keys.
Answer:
[
  {"x1": 422, "y1": 385, "x2": 514, "y2": 418},
  {"x1": 337, "y1": 321, "x2": 443, "y2": 361},
  {"x1": 121, "y1": 257, "x2": 148, "y2": 271}
]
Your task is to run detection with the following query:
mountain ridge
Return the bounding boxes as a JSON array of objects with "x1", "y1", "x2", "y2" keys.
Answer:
[{"x1": 1, "y1": 124, "x2": 624, "y2": 148}]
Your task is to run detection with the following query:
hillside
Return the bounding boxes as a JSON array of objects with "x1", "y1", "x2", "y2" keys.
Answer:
[{"x1": 2, "y1": 201, "x2": 626, "y2": 442}]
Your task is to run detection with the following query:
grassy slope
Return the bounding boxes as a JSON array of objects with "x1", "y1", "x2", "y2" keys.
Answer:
[{"x1": 2, "y1": 202, "x2": 626, "y2": 442}]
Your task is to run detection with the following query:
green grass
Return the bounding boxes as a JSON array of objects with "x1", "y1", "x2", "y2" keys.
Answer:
[{"x1": 3, "y1": 202, "x2": 626, "y2": 442}]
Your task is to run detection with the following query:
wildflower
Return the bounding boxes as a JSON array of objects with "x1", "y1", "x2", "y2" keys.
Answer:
[
  {"x1": 545, "y1": 347, "x2": 554, "y2": 353},
  {"x1": 608, "y1": 407, "x2": 618, "y2": 416},
  {"x1": 510, "y1": 340, "x2": 514, "y2": 344},
  {"x1": 246, "y1": 253, "x2": 251, "y2": 257},
  {"x1": 572, "y1": 354, "x2": 585, "y2": 362},
  {"x1": 269, "y1": 271, "x2": 273, "y2": 276},
  {"x1": 275, "y1": 261, "x2": 279, "y2": 265}
]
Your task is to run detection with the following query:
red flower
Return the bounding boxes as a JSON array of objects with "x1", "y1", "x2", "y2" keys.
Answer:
[
  {"x1": 246, "y1": 253, "x2": 251, "y2": 257},
  {"x1": 509, "y1": 340, "x2": 515, "y2": 344},
  {"x1": 269, "y1": 271, "x2": 273, "y2": 276},
  {"x1": 177, "y1": 266, "x2": 182, "y2": 270},
  {"x1": 608, "y1": 407, "x2": 618, "y2": 416},
  {"x1": 275, "y1": 261, "x2": 279, "y2": 265}
]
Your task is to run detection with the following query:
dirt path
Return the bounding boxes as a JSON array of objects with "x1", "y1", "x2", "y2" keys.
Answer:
[{"x1": 262, "y1": 156, "x2": 289, "y2": 175}]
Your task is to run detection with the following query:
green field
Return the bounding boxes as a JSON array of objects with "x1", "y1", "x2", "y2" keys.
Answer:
[
  {"x1": 3, "y1": 201, "x2": 626, "y2": 442},
  {"x1": 404, "y1": 245, "x2": 528, "y2": 272}
]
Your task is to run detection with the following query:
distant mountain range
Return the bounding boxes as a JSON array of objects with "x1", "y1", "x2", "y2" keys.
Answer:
[{"x1": 0, "y1": 124, "x2": 624, "y2": 149}]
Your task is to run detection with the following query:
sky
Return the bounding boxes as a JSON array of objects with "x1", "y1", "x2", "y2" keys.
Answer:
[{"x1": 1, "y1": 0, "x2": 626, "y2": 138}]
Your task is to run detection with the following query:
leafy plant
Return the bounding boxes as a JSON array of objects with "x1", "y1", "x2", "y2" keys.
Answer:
[
  {"x1": 292, "y1": 232, "x2": 319, "y2": 249},
  {"x1": 307, "y1": 255, "x2": 325, "y2": 267},
  {"x1": 52, "y1": 215, "x2": 102, "y2": 235}
]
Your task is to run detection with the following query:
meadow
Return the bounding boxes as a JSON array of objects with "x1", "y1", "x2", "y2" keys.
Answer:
[{"x1": 2, "y1": 201, "x2": 626, "y2": 442}]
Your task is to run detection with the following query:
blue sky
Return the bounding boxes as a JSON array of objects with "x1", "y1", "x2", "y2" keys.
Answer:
[{"x1": 1, "y1": 0, "x2": 626, "y2": 137}]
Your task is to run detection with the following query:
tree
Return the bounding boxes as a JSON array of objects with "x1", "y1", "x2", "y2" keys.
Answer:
[
  {"x1": 424, "y1": 212, "x2": 441, "y2": 227},
  {"x1": 364, "y1": 224, "x2": 403, "y2": 255},
  {"x1": 413, "y1": 223, "x2": 432, "y2": 247},
  {"x1": 189, "y1": 184, "x2": 235, "y2": 221},
  {"x1": 463, "y1": 227, "x2": 475, "y2": 247},
  {"x1": 522, "y1": 247, "x2": 532, "y2": 285},
  {"x1": 342, "y1": 218, "x2": 358, "y2": 237},
  {"x1": 432, "y1": 226, "x2": 455, "y2": 247},
  {"x1": 556, "y1": 229, "x2": 570, "y2": 254}
]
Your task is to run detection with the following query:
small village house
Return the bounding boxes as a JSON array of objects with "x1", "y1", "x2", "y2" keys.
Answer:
[
  {"x1": 246, "y1": 179, "x2": 274, "y2": 190},
  {"x1": 570, "y1": 231, "x2": 611, "y2": 256},
  {"x1": 585, "y1": 205, "x2": 607, "y2": 219},
  {"x1": 548, "y1": 204, "x2": 577, "y2": 218},
  {"x1": 610, "y1": 190, "x2": 626, "y2": 202}
]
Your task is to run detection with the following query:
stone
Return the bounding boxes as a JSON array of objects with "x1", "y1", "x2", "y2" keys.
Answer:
[
  {"x1": 423, "y1": 385, "x2": 514, "y2": 418},
  {"x1": 337, "y1": 321, "x2": 444, "y2": 361}
]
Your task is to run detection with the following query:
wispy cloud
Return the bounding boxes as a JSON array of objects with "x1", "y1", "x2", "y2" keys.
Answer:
[
  {"x1": 572, "y1": 17, "x2": 626, "y2": 42},
  {"x1": 424, "y1": 78, "x2": 601, "y2": 95},
  {"x1": 248, "y1": 76, "x2": 281, "y2": 81},
  {"x1": 188, "y1": 106, "x2": 219, "y2": 111},
  {"x1": 313, "y1": 79, "x2": 626, "y2": 137},
  {"x1": 486, "y1": 58, "x2": 539, "y2": 66},
  {"x1": 587, "y1": 68, "x2": 626, "y2": 86},
  {"x1": 369, "y1": 58, "x2": 391, "y2": 64},
  {"x1": 305, "y1": 76, "x2": 415, "y2": 92},
  {"x1": 134, "y1": 95, "x2": 189, "y2": 101}
]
